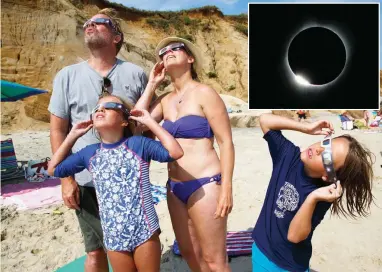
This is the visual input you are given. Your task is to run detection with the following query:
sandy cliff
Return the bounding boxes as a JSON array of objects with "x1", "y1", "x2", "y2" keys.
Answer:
[{"x1": 1, "y1": 0, "x2": 248, "y2": 129}]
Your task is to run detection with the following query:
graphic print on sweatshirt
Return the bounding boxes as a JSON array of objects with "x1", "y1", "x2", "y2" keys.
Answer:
[{"x1": 274, "y1": 181, "x2": 299, "y2": 219}]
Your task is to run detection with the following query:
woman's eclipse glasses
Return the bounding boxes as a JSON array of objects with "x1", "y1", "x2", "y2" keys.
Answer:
[{"x1": 158, "y1": 43, "x2": 190, "y2": 59}]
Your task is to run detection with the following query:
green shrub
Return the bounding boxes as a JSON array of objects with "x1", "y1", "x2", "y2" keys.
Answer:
[
  {"x1": 178, "y1": 34, "x2": 194, "y2": 42},
  {"x1": 234, "y1": 23, "x2": 248, "y2": 36},
  {"x1": 71, "y1": 0, "x2": 84, "y2": 9},
  {"x1": 184, "y1": 16, "x2": 192, "y2": 25},
  {"x1": 146, "y1": 18, "x2": 169, "y2": 31},
  {"x1": 169, "y1": 16, "x2": 183, "y2": 31},
  {"x1": 207, "y1": 71, "x2": 217, "y2": 78},
  {"x1": 226, "y1": 13, "x2": 248, "y2": 24}
]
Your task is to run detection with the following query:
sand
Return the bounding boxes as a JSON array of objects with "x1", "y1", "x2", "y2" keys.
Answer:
[{"x1": 1, "y1": 111, "x2": 382, "y2": 272}]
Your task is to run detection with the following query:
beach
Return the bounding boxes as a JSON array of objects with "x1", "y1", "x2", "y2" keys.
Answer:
[{"x1": 1, "y1": 111, "x2": 382, "y2": 272}]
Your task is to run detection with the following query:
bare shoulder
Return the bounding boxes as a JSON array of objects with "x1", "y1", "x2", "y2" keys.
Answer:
[
  {"x1": 196, "y1": 83, "x2": 216, "y2": 93},
  {"x1": 194, "y1": 83, "x2": 219, "y2": 98}
]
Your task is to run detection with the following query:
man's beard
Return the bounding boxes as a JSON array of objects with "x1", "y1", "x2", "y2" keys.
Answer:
[{"x1": 85, "y1": 34, "x2": 109, "y2": 50}]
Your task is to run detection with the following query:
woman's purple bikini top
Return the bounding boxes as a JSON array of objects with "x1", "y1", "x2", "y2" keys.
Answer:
[{"x1": 162, "y1": 115, "x2": 214, "y2": 139}]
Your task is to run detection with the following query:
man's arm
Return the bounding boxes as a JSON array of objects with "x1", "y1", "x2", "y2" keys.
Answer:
[{"x1": 50, "y1": 114, "x2": 80, "y2": 210}]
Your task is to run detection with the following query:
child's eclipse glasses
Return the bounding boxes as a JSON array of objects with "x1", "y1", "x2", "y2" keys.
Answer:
[
  {"x1": 158, "y1": 43, "x2": 190, "y2": 59},
  {"x1": 91, "y1": 102, "x2": 130, "y2": 120},
  {"x1": 83, "y1": 18, "x2": 119, "y2": 33},
  {"x1": 321, "y1": 136, "x2": 338, "y2": 184}
]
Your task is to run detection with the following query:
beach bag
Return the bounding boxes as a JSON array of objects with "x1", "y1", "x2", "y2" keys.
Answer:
[
  {"x1": 25, "y1": 157, "x2": 54, "y2": 182},
  {"x1": 172, "y1": 230, "x2": 254, "y2": 257}
]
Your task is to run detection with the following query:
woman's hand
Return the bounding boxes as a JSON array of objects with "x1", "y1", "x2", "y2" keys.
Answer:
[
  {"x1": 129, "y1": 109, "x2": 154, "y2": 126},
  {"x1": 148, "y1": 62, "x2": 166, "y2": 87},
  {"x1": 68, "y1": 120, "x2": 93, "y2": 139},
  {"x1": 305, "y1": 120, "x2": 334, "y2": 136},
  {"x1": 311, "y1": 181, "x2": 342, "y2": 203},
  {"x1": 214, "y1": 187, "x2": 233, "y2": 218}
]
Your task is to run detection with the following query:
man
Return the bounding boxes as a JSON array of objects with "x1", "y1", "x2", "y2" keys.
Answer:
[
  {"x1": 296, "y1": 110, "x2": 307, "y2": 122},
  {"x1": 48, "y1": 8, "x2": 153, "y2": 272}
]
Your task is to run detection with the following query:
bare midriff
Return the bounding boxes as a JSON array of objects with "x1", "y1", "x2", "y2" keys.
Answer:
[{"x1": 167, "y1": 137, "x2": 221, "y2": 182}]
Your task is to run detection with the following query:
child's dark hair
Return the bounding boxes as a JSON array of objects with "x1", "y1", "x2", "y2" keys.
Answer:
[
  {"x1": 332, "y1": 134, "x2": 374, "y2": 218},
  {"x1": 96, "y1": 93, "x2": 135, "y2": 138}
]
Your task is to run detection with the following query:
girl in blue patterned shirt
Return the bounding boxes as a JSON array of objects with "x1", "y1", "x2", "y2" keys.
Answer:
[{"x1": 48, "y1": 94, "x2": 183, "y2": 272}]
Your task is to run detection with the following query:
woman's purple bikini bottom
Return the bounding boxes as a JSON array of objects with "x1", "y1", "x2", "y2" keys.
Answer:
[{"x1": 167, "y1": 173, "x2": 222, "y2": 204}]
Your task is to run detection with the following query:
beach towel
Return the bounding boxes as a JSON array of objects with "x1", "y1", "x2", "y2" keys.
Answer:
[
  {"x1": 1, "y1": 138, "x2": 26, "y2": 181},
  {"x1": 0, "y1": 178, "x2": 62, "y2": 210},
  {"x1": 173, "y1": 230, "x2": 254, "y2": 257},
  {"x1": 0, "y1": 180, "x2": 167, "y2": 210},
  {"x1": 55, "y1": 255, "x2": 113, "y2": 272},
  {"x1": 151, "y1": 184, "x2": 167, "y2": 204},
  {"x1": 25, "y1": 157, "x2": 55, "y2": 183}
]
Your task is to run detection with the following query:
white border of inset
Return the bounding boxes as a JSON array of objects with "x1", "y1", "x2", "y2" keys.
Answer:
[{"x1": 247, "y1": 2, "x2": 380, "y2": 111}]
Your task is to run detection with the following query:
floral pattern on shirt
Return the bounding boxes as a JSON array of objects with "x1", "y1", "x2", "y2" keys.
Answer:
[{"x1": 90, "y1": 145, "x2": 154, "y2": 251}]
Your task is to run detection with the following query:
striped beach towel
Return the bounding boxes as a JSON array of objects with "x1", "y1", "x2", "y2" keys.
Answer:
[{"x1": 173, "y1": 230, "x2": 254, "y2": 257}]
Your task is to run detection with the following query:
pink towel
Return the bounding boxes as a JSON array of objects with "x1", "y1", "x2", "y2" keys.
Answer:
[
  {"x1": 0, "y1": 179, "x2": 63, "y2": 210},
  {"x1": 1, "y1": 178, "x2": 61, "y2": 197}
]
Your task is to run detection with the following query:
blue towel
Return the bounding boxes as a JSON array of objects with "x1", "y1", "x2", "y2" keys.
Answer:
[{"x1": 151, "y1": 184, "x2": 167, "y2": 204}]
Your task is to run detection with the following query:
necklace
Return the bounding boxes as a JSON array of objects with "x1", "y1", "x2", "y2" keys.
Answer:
[{"x1": 177, "y1": 85, "x2": 194, "y2": 104}]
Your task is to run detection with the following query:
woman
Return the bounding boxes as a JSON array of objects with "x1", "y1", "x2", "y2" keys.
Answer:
[
  {"x1": 363, "y1": 110, "x2": 370, "y2": 128},
  {"x1": 135, "y1": 37, "x2": 234, "y2": 272}
]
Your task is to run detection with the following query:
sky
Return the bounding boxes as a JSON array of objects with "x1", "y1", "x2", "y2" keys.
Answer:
[{"x1": 111, "y1": 0, "x2": 380, "y2": 67}]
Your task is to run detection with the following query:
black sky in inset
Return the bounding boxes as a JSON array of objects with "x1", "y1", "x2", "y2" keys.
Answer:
[
  {"x1": 248, "y1": 4, "x2": 379, "y2": 110},
  {"x1": 288, "y1": 27, "x2": 346, "y2": 85}
]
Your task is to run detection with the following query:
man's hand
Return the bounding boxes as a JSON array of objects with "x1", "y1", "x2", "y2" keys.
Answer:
[{"x1": 61, "y1": 176, "x2": 80, "y2": 210}]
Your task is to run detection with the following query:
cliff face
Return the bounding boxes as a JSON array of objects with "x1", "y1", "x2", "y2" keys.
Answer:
[{"x1": 1, "y1": 0, "x2": 249, "y2": 129}]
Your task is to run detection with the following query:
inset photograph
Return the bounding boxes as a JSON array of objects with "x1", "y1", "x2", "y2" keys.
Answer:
[{"x1": 248, "y1": 3, "x2": 380, "y2": 110}]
